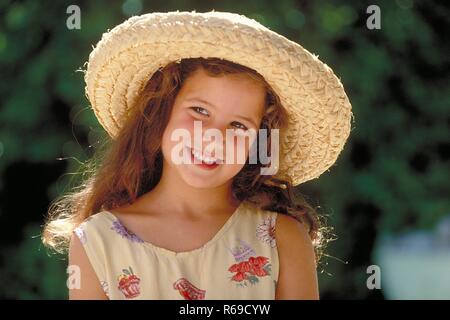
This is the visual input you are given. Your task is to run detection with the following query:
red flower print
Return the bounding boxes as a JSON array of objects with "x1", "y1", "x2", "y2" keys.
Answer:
[
  {"x1": 228, "y1": 255, "x2": 271, "y2": 286},
  {"x1": 231, "y1": 271, "x2": 247, "y2": 282},
  {"x1": 227, "y1": 239, "x2": 272, "y2": 287},
  {"x1": 173, "y1": 278, "x2": 206, "y2": 300},
  {"x1": 248, "y1": 256, "x2": 269, "y2": 277},
  {"x1": 228, "y1": 260, "x2": 252, "y2": 274}
]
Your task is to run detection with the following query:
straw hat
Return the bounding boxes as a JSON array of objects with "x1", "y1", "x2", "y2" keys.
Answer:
[{"x1": 84, "y1": 10, "x2": 354, "y2": 186}]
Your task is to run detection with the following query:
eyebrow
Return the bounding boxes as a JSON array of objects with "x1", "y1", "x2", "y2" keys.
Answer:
[{"x1": 185, "y1": 97, "x2": 259, "y2": 128}]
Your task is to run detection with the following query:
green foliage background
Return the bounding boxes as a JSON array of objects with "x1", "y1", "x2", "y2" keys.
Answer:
[{"x1": 0, "y1": 0, "x2": 448, "y2": 299}]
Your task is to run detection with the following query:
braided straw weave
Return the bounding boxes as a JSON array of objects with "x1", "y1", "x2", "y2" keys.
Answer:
[{"x1": 84, "y1": 10, "x2": 354, "y2": 186}]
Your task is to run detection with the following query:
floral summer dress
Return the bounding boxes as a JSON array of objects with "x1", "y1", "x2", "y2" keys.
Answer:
[{"x1": 73, "y1": 200, "x2": 279, "y2": 300}]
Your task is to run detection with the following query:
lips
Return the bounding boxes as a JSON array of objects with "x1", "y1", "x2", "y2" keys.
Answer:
[{"x1": 185, "y1": 146, "x2": 223, "y2": 169}]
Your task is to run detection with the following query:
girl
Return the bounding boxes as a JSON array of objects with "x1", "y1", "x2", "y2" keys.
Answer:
[{"x1": 42, "y1": 11, "x2": 353, "y2": 300}]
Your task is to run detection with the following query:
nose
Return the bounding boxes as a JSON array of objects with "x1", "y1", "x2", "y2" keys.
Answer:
[{"x1": 196, "y1": 121, "x2": 228, "y2": 158}]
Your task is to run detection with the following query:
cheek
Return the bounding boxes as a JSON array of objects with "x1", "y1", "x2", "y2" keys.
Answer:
[
  {"x1": 220, "y1": 160, "x2": 246, "y2": 184},
  {"x1": 224, "y1": 133, "x2": 254, "y2": 161},
  {"x1": 168, "y1": 113, "x2": 197, "y2": 144},
  {"x1": 167, "y1": 111, "x2": 195, "y2": 130},
  {"x1": 161, "y1": 113, "x2": 196, "y2": 160},
  {"x1": 176, "y1": 112, "x2": 196, "y2": 130}
]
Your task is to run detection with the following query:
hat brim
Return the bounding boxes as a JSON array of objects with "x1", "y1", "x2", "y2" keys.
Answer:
[{"x1": 84, "y1": 10, "x2": 353, "y2": 186}]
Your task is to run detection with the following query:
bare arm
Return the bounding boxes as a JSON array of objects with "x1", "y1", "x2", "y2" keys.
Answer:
[
  {"x1": 68, "y1": 233, "x2": 108, "y2": 300},
  {"x1": 275, "y1": 213, "x2": 319, "y2": 300}
]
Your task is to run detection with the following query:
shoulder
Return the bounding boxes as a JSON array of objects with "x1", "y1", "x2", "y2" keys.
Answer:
[
  {"x1": 255, "y1": 206, "x2": 311, "y2": 247},
  {"x1": 272, "y1": 213, "x2": 319, "y2": 299},
  {"x1": 69, "y1": 226, "x2": 109, "y2": 299},
  {"x1": 274, "y1": 213, "x2": 312, "y2": 248},
  {"x1": 76, "y1": 211, "x2": 113, "y2": 228},
  {"x1": 70, "y1": 212, "x2": 116, "y2": 275},
  {"x1": 73, "y1": 211, "x2": 115, "y2": 243},
  {"x1": 69, "y1": 211, "x2": 121, "y2": 298}
]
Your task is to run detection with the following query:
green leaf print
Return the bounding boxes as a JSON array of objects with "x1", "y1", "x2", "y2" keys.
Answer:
[
  {"x1": 263, "y1": 263, "x2": 272, "y2": 274},
  {"x1": 247, "y1": 275, "x2": 259, "y2": 285}
]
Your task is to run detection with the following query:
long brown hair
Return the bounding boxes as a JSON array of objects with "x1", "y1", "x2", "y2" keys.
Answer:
[{"x1": 42, "y1": 57, "x2": 331, "y2": 261}]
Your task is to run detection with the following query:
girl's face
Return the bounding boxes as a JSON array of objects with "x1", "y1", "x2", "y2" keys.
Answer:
[{"x1": 161, "y1": 67, "x2": 266, "y2": 189}]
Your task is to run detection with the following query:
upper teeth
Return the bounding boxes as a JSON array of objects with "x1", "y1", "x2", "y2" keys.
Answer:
[{"x1": 191, "y1": 147, "x2": 219, "y2": 165}]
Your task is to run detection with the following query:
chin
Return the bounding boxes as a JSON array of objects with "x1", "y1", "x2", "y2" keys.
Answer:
[
  {"x1": 177, "y1": 167, "x2": 231, "y2": 189},
  {"x1": 181, "y1": 168, "x2": 228, "y2": 189},
  {"x1": 183, "y1": 178, "x2": 222, "y2": 189}
]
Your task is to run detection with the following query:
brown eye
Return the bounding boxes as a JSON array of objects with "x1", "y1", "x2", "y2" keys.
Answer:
[
  {"x1": 190, "y1": 106, "x2": 209, "y2": 116},
  {"x1": 231, "y1": 121, "x2": 248, "y2": 130}
]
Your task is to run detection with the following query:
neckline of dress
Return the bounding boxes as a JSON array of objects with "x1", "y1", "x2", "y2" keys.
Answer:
[{"x1": 104, "y1": 200, "x2": 248, "y2": 258}]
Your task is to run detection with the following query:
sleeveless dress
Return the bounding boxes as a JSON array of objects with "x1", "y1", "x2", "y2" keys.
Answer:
[{"x1": 73, "y1": 200, "x2": 279, "y2": 300}]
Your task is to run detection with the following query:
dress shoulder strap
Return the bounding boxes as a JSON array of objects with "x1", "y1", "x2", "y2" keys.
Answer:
[
  {"x1": 220, "y1": 202, "x2": 280, "y2": 287},
  {"x1": 73, "y1": 211, "x2": 117, "y2": 284}
]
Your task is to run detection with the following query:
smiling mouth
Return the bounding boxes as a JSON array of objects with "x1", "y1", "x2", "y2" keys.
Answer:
[{"x1": 185, "y1": 146, "x2": 224, "y2": 169}]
